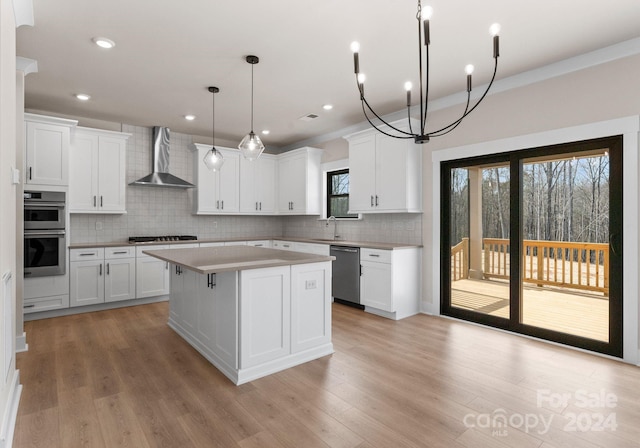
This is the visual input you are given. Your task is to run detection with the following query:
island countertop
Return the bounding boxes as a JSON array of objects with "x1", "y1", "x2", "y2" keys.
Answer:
[{"x1": 143, "y1": 245, "x2": 335, "y2": 274}]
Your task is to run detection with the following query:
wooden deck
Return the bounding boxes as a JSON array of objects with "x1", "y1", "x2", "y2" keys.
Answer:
[{"x1": 451, "y1": 278, "x2": 609, "y2": 342}]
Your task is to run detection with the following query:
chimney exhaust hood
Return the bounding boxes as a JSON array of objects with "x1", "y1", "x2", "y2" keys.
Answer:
[{"x1": 129, "y1": 126, "x2": 194, "y2": 188}]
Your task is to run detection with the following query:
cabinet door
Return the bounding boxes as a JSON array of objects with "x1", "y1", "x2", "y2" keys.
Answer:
[
  {"x1": 239, "y1": 156, "x2": 258, "y2": 213},
  {"x1": 69, "y1": 132, "x2": 99, "y2": 211},
  {"x1": 348, "y1": 135, "x2": 377, "y2": 212},
  {"x1": 70, "y1": 261, "x2": 105, "y2": 307},
  {"x1": 257, "y1": 156, "x2": 277, "y2": 213},
  {"x1": 98, "y1": 136, "x2": 127, "y2": 212},
  {"x1": 25, "y1": 121, "x2": 70, "y2": 186},
  {"x1": 240, "y1": 266, "x2": 291, "y2": 368},
  {"x1": 278, "y1": 154, "x2": 306, "y2": 213},
  {"x1": 360, "y1": 260, "x2": 393, "y2": 312},
  {"x1": 105, "y1": 258, "x2": 135, "y2": 302},
  {"x1": 136, "y1": 257, "x2": 170, "y2": 298},
  {"x1": 375, "y1": 134, "x2": 409, "y2": 211},
  {"x1": 195, "y1": 146, "x2": 220, "y2": 212},
  {"x1": 217, "y1": 150, "x2": 240, "y2": 213}
]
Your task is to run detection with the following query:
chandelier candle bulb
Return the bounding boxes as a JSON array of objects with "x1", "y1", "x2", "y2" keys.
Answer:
[
  {"x1": 404, "y1": 81, "x2": 412, "y2": 106},
  {"x1": 490, "y1": 23, "x2": 501, "y2": 58},
  {"x1": 421, "y1": 5, "x2": 433, "y2": 45},
  {"x1": 351, "y1": 41, "x2": 360, "y2": 74}
]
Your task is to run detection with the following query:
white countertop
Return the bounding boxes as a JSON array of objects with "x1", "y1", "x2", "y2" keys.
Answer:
[{"x1": 143, "y1": 245, "x2": 334, "y2": 274}]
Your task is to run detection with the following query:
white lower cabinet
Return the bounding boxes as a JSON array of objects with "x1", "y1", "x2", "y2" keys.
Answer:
[
  {"x1": 104, "y1": 248, "x2": 136, "y2": 302},
  {"x1": 70, "y1": 249, "x2": 104, "y2": 307},
  {"x1": 240, "y1": 266, "x2": 291, "y2": 368},
  {"x1": 272, "y1": 240, "x2": 329, "y2": 255},
  {"x1": 360, "y1": 247, "x2": 421, "y2": 320},
  {"x1": 136, "y1": 245, "x2": 170, "y2": 298},
  {"x1": 70, "y1": 247, "x2": 136, "y2": 307}
]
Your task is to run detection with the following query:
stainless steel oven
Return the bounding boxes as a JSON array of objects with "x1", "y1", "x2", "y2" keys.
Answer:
[
  {"x1": 23, "y1": 191, "x2": 66, "y2": 277},
  {"x1": 24, "y1": 191, "x2": 66, "y2": 230},
  {"x1": 24, "y1": 230, "x2": 66, "y2": 277}
]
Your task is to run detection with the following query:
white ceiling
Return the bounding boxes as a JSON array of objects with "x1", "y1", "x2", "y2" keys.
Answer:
[{"x1": 16, "y1": 0, "x2": 640, "y2": 150}]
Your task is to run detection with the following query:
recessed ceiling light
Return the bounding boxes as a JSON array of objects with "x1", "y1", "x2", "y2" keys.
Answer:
[
  {"x1": 93, "y1": 37, "x2": 115, "y2": 49},
  {"x1": 184, "y1": 115, "x2": 196, "y2": 121},
  {"x1": 75, "y1": 93, "x2": 91, "y2": 101},
  {"x1": 322, "y1": 104, "x2": 333, "y2": 110},
  {"x1": 261, "y1": 130, "x2": 270, "y2": 135}
]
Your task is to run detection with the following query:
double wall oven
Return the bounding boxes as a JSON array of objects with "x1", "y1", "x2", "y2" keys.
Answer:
[{"x1": 24, "y1": 191, "x2": 66, "y2": 277}]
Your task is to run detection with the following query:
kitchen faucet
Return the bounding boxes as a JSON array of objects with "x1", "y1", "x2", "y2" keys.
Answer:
[{"x1": 326, "y1": 216, "x2": 339, "y2": 240}]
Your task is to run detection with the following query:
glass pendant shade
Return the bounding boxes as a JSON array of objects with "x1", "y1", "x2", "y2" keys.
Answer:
[
  {"x1": 204, "y1": 86, "x2": 224, "y2": 171},
  {"x1": 238, "y1": 131, "x2": 265, "y2": 161},
  {"x1": 203, "y1": 147, "x2": 224, "y2": 171}
]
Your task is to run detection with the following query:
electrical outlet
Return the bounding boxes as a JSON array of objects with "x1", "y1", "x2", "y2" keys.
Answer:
[
  {"x1": 95, "y1": 221, "x2": 103, "y2": 231},
  {"x1": 213, "y1": 221, "x2": 218, "y2": 229},
  {"x1": 305, "y1": 279, "x2": 317, "y2": 289}
]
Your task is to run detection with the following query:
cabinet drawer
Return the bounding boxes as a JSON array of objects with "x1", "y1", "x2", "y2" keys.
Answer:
[
  {"x1": 23, "y1": 294, "x2": 69, "y2": 313},
  {"x1": 360, "y1": 248, "x2": 392, "y2": 264},
  {"x1": 105, "y1": 246, "x2": 135, "y2": 259},
  {"x1": 70, "y1": 248, "x2": 104, "y2": 261},
  {"x1": 136, "y1": 245, "x2": 169, "y2": 257}
]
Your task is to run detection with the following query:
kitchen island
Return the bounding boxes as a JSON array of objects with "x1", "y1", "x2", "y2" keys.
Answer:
[{"x1": 143, "y1": 245, "x2": 334, "y2": 385}]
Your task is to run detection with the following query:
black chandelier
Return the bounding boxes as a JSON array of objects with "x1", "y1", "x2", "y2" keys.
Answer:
[{"x1": 351, "y1": 0, "x2": 501, "y2": 144}]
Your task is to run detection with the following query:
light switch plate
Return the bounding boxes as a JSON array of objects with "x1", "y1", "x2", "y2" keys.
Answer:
[
  {"x1": 305, "y1": 279, "x2": 317, "y2": 289},
  {"x1": 11, "y1": 167, "x2": 20, "y2": 184}
]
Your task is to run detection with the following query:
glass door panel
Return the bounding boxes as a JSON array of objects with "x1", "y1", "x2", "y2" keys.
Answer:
[
  {"x1": 521, "y1": 151, "x2": 610, "y2": 342},
  {"x1": 448, "y1": 165, "x2": 510, "y2": 320}
]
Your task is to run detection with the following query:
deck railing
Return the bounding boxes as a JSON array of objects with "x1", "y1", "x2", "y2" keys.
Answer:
[{"x1": 452, "y1": 238, "x2": 609, "y2": 295}]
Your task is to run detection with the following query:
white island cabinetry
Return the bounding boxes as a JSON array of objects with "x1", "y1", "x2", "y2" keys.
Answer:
[{"x1": 146, "y1": 246, "x2": 333, "y2": 385}]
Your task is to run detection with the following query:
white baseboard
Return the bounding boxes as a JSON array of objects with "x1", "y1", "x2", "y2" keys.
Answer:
[
  {"x1": 0, "y1": 370, "x2": 22, "y2": 448},
  {"x1": 15, "y1": 333, "x2": 27, "y2": 354}
]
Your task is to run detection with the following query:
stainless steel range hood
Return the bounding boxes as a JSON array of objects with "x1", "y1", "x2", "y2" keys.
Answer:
[{"x1": 129, "y1": 126, "x2": 194, "y2": 188}]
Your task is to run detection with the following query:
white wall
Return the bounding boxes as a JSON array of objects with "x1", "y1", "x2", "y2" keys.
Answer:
[{"x1": 420, "y1": 53, "x2": 640, "y2": 363}]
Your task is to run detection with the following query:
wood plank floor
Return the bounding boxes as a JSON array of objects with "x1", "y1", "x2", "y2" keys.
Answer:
[
  {"x1": 14, "y1": 302, "x2": 640, "y2": 448},
  {"x1": 452, "y1": 278, "x2": 609, "y2": 341}
]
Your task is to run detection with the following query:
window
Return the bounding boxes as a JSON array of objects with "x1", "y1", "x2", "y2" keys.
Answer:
[{"x1": 326, "y1": 169, "x2": 358, "y2": 218}]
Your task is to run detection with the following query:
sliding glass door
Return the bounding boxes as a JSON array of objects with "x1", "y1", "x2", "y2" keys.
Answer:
[{"x1": 441, "y1": 136, "x2": 623, "y2": 357}]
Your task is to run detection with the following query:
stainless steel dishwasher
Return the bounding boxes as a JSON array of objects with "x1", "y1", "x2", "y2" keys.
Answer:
[{"x1": 330, "y1": 245, "x2": 362, "y2": 308}]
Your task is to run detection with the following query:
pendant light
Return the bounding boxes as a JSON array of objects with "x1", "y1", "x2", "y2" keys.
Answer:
[
  {"x1": 238, "y1": 55, "x2": 265, "y2": 161},
  {"x1": 203, "y1": 86, "x2": 225, "y2": 171}
]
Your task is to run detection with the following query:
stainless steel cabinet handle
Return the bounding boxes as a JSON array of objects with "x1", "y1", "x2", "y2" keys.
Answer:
[
  {"x1": 216, "y1": 200, "x2": 220, "y2": 209},
  {"x1": 24, "y1": 304, "x2": 35, "y2": 309},
  {"x1": 221, "y1": 200, "x2": 224, "y2": 210},
  {"x1": 99, "y1": 264, "x2": 102, "y2": 276},
  {"x1": 94, "y1": 196, "x2": 97, "y2": 207},
  {"x1": 106, "y1": 263, "x2": 110, "y2": 275},
  {"x1": 369, "y1": 254, "x2": 381, "y2": 257},
  {"x1": 259, "y1": 202, "x2": 262, "y2": 210},
  {"x1": 166, "y1": 262, "x2": 169, "y2": 270},
  {"x1": 29, "y1": 167, "x2": 32, "y2": 180},
  {"x1": 375, "y1": 195, "x2": 379, "y2": 206},
  {"x1": 256, "y1": 202, "x2": 258, "y2": 210},
  {"x1": 100, "y1": 196, "x2": 103, "y2": 207},
  {"x1": 113, "y1": 251, "x2": 128, "y2": 254},
  {"x1": 370, "y1": 195, "x2": 374, "y2": 207},
  {"x1": 79, "y1": 252, "x2": 95, "y2": 256}
]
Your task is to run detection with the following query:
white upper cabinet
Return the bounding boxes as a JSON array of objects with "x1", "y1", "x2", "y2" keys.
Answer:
[
  {"x1": 345, "y1": 123, "x2": 422, "y2": 213},
  {"x1": 239, "y1": 153, "x2": 277, "y2": 214},
  {"x1": 277, "y1": 147, "x2": 322, "y2": 215},
  {"x1": 24, "y1": 113, "x2": 77, "y2": 187},
  {"x1": 192, "y1": 144, "x2": 240, "y2": 214},
  {"x1": 69, "y1": 127, "x2": 130, "y2": 213}
]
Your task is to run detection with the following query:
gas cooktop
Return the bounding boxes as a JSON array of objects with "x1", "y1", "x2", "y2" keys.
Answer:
[{"x1": 128, "y1": 235, "x2": 198, "y2": 244}]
